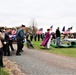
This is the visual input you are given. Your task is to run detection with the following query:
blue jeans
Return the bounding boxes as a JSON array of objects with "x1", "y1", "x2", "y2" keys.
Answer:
[{"x1": 56, "y1": 37, "x2": 60, "y2": 45}]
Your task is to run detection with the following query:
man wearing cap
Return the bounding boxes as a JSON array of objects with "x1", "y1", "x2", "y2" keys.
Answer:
[{"x1": 16, "y1": 25, "x2": 26, "y2": 55}]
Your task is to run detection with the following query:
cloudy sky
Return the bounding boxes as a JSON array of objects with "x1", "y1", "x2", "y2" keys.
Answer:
[{"x1": 0, "y1": 0, "x2": 76, "y2": 32}]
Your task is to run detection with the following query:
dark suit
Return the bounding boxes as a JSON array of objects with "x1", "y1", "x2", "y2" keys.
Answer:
[
  {"x1": 30, "y1": 34, "x2": 33, "y2": 41},
  {"x1": 34, "y1": 34, "x2": 37, "y2": 41},
  {"x1": 0, "y1": 48, "x2": 3, "y2": 67},
  {"x1": 38, "y1": 34, "x2": 40, "y2": 41},
  {"x1": 8, "y1": 32, "x2": 14, "y2": 51},
  {"x1": 3, "y1": 33, "x2": 11, "y2": 56}
]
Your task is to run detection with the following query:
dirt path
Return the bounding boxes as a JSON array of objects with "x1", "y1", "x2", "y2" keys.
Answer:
[{"x1": 7, "y1": 44, "x2": 76, "y2": 75}]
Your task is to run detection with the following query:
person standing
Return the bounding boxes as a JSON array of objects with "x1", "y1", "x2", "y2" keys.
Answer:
[
  {"x1": 30, "y1": 33, "x2": 33, "y2": 41},
  {"x1": 38, "y1": 34, "x2": 41, "y2": 41},
  {"x1": 0, "y1": 30, "x2": 5, "y2": 67},
  {"x1": 51, "y1": 32, "x2": 56, "y2": 44},
  {"x1": 41, "y1": 33, "x2": 44, "y2": 41},
  {"x1": 3, "y1": 28, "x2": 12, "y2": 56},
  {"x1": 56, "y1": 27, "x2": 60, "y2": 46},
  {"x1": 16, "y1": 25, "x2": 26, "y2": 55},
  {"x1": 8, "y1": 29, "x2": 14, "y2": 51},
  {"x1": 40, "y1": 29, "x2": 51, "y2": 49},
  {"x1": 34, "y1": 34, "x2": 37, "y2": 41}
]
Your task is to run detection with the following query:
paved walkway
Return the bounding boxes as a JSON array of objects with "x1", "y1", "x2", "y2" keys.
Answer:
[{"x1": 7, "y1": 44, "x2": 76, "y2": 75}]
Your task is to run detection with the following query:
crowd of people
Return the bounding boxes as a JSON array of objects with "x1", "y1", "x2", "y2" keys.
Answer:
[
  {"x1": 0, "y1": 25, "x2": 26, "y2": 68},
  {"x1": 40, "y1": 27, "x2": 76, "y2": 49},
  {"x1": 0, "y1": 25, "x2": 76, "y2": 68},
  {"x1": 40, "y1": 27, "x2": 60, "y2": 49}
]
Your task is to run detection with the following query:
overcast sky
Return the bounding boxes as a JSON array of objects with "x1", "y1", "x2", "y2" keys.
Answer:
[{"x1": 0, "y1": 0, "x2": 76, "y2": 32}]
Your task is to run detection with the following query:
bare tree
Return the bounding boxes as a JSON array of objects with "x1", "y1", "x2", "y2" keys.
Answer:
[{"x1": 28, "y1": 18, "x2": 38, "y2": 34}]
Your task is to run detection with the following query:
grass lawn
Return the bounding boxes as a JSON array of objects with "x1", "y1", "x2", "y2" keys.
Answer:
[
  {"x1": 0, "y1": 67, "x2": 9, "y2": 75},
  {"x1": 28, "y1": 40, "x2": 76, "y2": 58}
]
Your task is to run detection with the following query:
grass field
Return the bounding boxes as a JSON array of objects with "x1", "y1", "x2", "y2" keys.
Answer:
[
  {"x1": 0, "y1": 67, "x2": 9, "y2": 75},
  {"x1": 27, "y1": 40, "x2": 76, "y2": 58}
]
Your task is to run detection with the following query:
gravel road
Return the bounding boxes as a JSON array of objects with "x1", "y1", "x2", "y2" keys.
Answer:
[{"x1": 7, "y1": 44, "x2": 76, "y2": 75}]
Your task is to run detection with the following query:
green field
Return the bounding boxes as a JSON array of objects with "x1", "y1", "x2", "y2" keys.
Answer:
[
  {"x1": 26, "y1": 40, "x2": 76, "y2": 58},
  {"x1": 0, "y1": 67, "x2": 9, "y2": 75}
]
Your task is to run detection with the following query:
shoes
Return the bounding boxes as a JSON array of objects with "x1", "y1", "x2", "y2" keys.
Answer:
[
  {"x1": 20, "y1": 50, "x2": 24, "y2": 52},
  {"x1": 16, "y1": 53, "x2": 21, "y2": 56},
  {"x1": 4, "y1": 54, "x2": 12, "y2": 56},
  {"x1": 7, "y1": 54, "x2": 12, "y2": 56},
  {"x1": 47, "y1": 48, "x2": 50, "y2": 50},
  {"x1": 4, "y1": 54, "x2": 7, "y2": 56},
  {"x1": 0, "y1": 65, "x2": 5, "y2": 68},
  {"x1": 12, "y1": 49, "x2": 15, "y2": 51}
]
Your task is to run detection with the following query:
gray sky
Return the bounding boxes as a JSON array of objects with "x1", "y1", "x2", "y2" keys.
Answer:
[{"x1": 0, "y1": 0, "x2": 76, "y2": 32}]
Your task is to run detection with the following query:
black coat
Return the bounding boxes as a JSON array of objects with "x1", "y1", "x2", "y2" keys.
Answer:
[{"x1": 56, "y1": 29, "x2": 60, "y2": 38}]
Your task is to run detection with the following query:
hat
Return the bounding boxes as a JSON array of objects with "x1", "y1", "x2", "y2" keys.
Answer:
[
  {"x1": 47, "y1": 29, "x2": 50, "y2": 31},
  {"x1": 21, "y1": 24, "x2": 25, "y2": 27}
]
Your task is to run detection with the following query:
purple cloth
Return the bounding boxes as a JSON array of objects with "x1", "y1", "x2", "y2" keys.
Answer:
[{"x1": 40, "y1": 32, "x2": 50, "y2": 46}]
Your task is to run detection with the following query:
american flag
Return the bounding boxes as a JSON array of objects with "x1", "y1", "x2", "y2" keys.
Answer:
[
  {"x1": 50, "y1": 25, "x2": 53, "y2": 31},
  {"x1": 36, "y1": 28, "x2": 43, "y2": 34},
  {"x1": 39, "y1": 28, "x2": 43, "y2": 31},
  {"x1": 67, "y1": 26, "x2": 73, "y2": 31},
  {"x1": 63, "y1": 26, "x2": 73, "y2": 34},
  {"x1": 62, "y1": 26, "x2": 65, "y2": 32}
]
